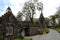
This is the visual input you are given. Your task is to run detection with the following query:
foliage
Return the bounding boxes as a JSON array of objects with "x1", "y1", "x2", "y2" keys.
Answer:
[
  {"x1": 22, "y1": 1, "x2": 35, "y2": 22},
  {"x1": 38, "y1": 28, "x2": 49, "y2": 35},
  {"x1": 22, "y1": 0, "x2": 43, "y2": 22},
  {"x1": 43, "y1": 28, "x2": 49, "y2": 34},
  {"x1": 49, "y1": 6, "x2": 60, "y2": 28},
  {"x1": 56, "y1": 22, "x2": 60, "y2": 28},
  {"x1": 13, "y1": 37, "x2": 32, "y2": 40},
  {"x1": 0, "y1": 37, "x2": 3, "y2": 40},
  {"x1": 38, "y1": 29, "x2": 43, "y2": 35},
  {"x1": 45, "y1": 18, "x2": 50, "y2": 25},
  {"x1": 50, "y1": 15, "x2": 56, "y2": 28},
  {"x1": 55, "y1": 28, "x2": 60, "y2": 33},
  {"x1": 0, "y1": 34, "x2": 3, "y2": 40},
  {"x1": 17, "y1": 11, "x2": 23, "y2": 21},
  {"x1": 16, "y1": 0, "x2": 44, "y2": 23}
]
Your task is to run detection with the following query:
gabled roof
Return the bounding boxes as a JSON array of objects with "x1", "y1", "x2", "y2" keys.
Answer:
[{"x1": 1, "y1": 7, "x2": 22, "y2": 28}]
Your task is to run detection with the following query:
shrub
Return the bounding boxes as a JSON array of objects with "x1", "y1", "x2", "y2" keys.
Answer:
[
  {"x1": 38, "y1": 29, "x2": 43, "y2": 35},
  {"x1": 43, "y1": 28, "x2": 49, "y2": 34},
  {"x1": 38, "y1": 28, "x2": 49, "y2": 35}
]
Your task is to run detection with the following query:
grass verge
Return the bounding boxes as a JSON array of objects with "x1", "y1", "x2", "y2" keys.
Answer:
[
  {"x1": 13, "y1": 37, "x2": 32, "y2": 40},
  {"x1": 55, "y1": 28, "x2": 60, "y2": 33}
]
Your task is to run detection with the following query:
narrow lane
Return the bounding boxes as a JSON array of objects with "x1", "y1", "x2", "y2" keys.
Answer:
[{"x1": 26, "y1": 29, "x2": 60, "y2": 40}]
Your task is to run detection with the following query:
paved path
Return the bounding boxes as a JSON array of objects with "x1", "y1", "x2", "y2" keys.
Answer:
[{"x1": 26, "y1": 29, "x2": 60, "y2": 40}]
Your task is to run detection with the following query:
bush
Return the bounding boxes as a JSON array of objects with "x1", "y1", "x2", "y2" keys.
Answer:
[
  {"x1": 38, "y1": 28, "x2": 49, "y2": 35},
  {"x1": 43, "y1": 28, "x2": 49, "y2": 34},
  {"x1": 38, "y1": 29, "x2": 43, "y2": 35}
]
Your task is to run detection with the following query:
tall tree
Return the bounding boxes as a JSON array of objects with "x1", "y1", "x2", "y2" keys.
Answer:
[
  {"x1": 50, "y1": 15, "x2": 56, "y2": 27},
  {"x1": 55, "y1": 6, "x2": 60, "y2": 27},
  {"x1": 22, "y1": 0, "x2": 43, "y2": 23},
  {"x1": 45, "y1": 18, "x2": 50, "y2": 26},
  {"x1": 22, "y1": 0, "x2": 41, "y2": 22},
  {"x1": 17, "y1": 11, "x2": 23, "y2": 21},
  {"x1": 54, "y1": 6, "x2": 60, "y2": 18},
  {"x1": 49, "y1": 6, "x2": 60, "y2": 28},
  {"x1": 22, "y1": 1, "x2": 35, "y2": 22}
]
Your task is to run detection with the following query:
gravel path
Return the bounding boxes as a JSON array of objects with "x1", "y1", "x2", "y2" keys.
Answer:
[{"x1": 26, "y1": 29, "x2": 60, "y2": 40}]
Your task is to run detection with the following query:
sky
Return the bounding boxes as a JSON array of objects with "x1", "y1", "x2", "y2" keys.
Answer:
[{"x1": 0, "y1": 0, "x2": 60, "y2": 18}]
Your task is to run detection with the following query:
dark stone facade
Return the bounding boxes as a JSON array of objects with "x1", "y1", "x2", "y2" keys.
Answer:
[
  {"x1": 0, "y1": 7, "x2": 22, "y2": 40},
  {"x1": 0, "y1": 7, "x2": 47, "y2": 40}
]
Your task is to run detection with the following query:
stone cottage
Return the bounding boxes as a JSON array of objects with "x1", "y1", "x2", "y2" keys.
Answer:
[
  {"x1": 0, "y1": 7, "x2": 23, "y2": 40},
  {"x1": 0, "y1": 7, "x2": 47, "y2": 40}
]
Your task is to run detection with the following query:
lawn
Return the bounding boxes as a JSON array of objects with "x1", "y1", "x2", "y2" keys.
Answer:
[
  {"x1": 13, "y1": 37, "x2": 32, "y2": 40},
  {"x1": 55, "y1": 28, "x2": 60, "y2": 33}
]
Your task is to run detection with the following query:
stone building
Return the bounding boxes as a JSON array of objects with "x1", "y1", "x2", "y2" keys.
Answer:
[
  {"x1": 0, "y1": 7, "x2": 23, "y2": 40},
  {"x1": 21, "y1": 13, "x2": 47, "y2": 36},
  {"x1": 0, "y1": 7, "x2": 47, "y2": 40}
]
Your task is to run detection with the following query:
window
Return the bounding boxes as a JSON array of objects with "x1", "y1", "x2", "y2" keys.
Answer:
[{"x1": 6, "y1": 23, "x2": 13, "y2": 36}]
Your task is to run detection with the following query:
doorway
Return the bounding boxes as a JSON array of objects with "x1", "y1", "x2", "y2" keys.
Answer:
[{"x1": 24, "y1": 27, "x2": 29, "y2": 36}]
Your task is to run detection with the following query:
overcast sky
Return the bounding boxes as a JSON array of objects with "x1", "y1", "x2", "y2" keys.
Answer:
[{"x1": 0, "y1": 0, "x2": 60, "y2": 18}]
